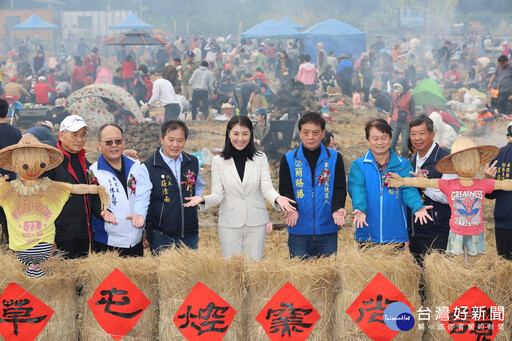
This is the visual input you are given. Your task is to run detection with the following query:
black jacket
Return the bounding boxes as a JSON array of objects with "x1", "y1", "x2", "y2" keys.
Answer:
[
  {"x1": 408, "y1": 143, "x2": 451, "y2": 238},
  {"x1": 487, "y1": 143, "x2": 512, "y2": 230},
  {"x1": 46, "y1": 142, "x2": 100, "y2": 242}
]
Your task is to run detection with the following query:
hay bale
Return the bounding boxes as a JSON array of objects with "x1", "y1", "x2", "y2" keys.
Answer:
[
  {"x1": 336, "y1": 243, "x2": 423, "y2": 340},
  {"x1": 244, "y1": 256, "x2": 338, "y2": 340},
  {"x1": 78, "y1": 252, "x2": 159, "y2": 341},
  {"x1": 157, "y1": 248, "x2": 245, "y2": 340},
  {"x1": 424, "y1": 253, "x2": 512, "y2": 340},
  {"x1": 0, "y1": 250, "x2": 79, "y2": 340}
]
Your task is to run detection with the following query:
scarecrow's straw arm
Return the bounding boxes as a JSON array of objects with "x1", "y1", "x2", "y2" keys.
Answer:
[
  {"x1": 388, "y1": 173, "x2": 439, "y2": 189},
  {"x1": 494, "y1": 179, "x2": 512, "y2": 191},
  {"x1": 70, "y1": 184, "x2": 111, "y2": 210}
]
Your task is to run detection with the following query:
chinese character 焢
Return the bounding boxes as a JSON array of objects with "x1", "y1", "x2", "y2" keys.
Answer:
[{"x1": 177, "y1": 302, "x2": 229, "y2": 336}]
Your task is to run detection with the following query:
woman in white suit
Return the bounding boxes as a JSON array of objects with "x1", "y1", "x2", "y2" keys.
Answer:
[{"x1": 184, "y1": 116, "x2": 295, "y2": 260}]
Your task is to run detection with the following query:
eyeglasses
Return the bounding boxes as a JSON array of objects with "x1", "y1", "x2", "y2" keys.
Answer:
[{"x1": 101, "y1": 138, "x2": 123, "y2": 146}]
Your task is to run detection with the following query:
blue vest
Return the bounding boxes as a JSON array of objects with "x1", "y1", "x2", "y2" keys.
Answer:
[
  {"x1": 408, "y1": 144, "x2": 451, "y2": 238},
  {"x1": 286, "y1": 144, "x2": 338, "y2": 235},
  {"x1": 144, "y1": 149, "x2": 199, "y2": 238}
]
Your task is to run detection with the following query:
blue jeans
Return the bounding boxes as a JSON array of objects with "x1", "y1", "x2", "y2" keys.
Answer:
[
  {"x1": 288, "y1": 232, "x2": 338, "y2": 259},
  {"x1": 390, "y1": 120, "x2": 410, "y2": 157},
  {"x1": 150, "y1": 229, "x2": 198, "y2": 255}
]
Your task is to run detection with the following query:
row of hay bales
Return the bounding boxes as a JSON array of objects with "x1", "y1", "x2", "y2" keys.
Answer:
[{"x1": 0, "y1": 241, "x2": 511, "y2": 341}]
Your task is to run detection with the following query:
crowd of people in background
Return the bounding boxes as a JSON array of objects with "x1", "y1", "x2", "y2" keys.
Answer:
[
  {"x1": 0, "y1": 29, "x2": 512, "y2": 270},
  {"x1": 0, "y1": 31, "x2": 511, "y2": 125}
]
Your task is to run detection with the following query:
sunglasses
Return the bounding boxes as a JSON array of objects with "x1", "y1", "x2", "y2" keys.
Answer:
[{"x1": 101, "y1": 138, "x2": 123, "y2": 146}]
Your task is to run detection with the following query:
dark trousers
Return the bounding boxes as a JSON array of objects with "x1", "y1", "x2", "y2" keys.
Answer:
[
  {"x1": 496, "y1": 90, "x2": 512, "y2": 116},
  {"x1": 92, "y1": 239, "x2": 144, "y2": 257},
  {"x1": 124, "y1": 78, "x2": 134, "y2": 94},
  {"x1": 164, "y1": 103, "x2": 181, "y2": 120},
  {"x1": 191, "y1": 89, "x2": 209, "y2": 120},
  {"x1": 288, "y1": 232, "x2": 337, "y2": 259},
  {"x1": 409, "y1": 235, "x2": 448, "y2": 302},
  {"x1": 56, "y1": 239, "x2": 89, "y2": 259},
  {"x1": 340, "y1": 79, "x2": 352, "y2": 97},
  {"x1": 150, "y1": 228, "x2": 198, "y2": 256},
  {"x1": 234, "y1": 90, "x2": 249, "y2": 116},
  {"x1": 495, "y1": 228, "x2": 512, "y2": 260},
  {"x1": 409, "y1": 235, "x2": 449, "y2": 267}
]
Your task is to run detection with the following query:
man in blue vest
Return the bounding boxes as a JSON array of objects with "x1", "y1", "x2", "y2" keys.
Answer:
[
  {"x1": 408, "y1": 115, "x2": 454, "y2": 264},
  {"x1": 279, "y1": 112, "x2": 347, "y2": 259},
  {"x1": 129, "y1": 120, "x2": 204, "y2": 254}
]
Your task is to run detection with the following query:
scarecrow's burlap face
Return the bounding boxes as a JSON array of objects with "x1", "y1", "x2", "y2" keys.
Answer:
[{"x1": 12, "y1": 148, "x2": 50, "y2": 180}]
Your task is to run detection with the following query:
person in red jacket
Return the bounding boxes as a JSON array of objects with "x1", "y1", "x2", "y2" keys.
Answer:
[
  {"x1": 83, "y1": 47, "x2": 100, "y2": 81},
  {"x1": 34, "y1": 76, "x2": 57, "y2": 105},
  {"x1": 121, "y1": 55, "x2": 137, "y2": 94},
  {"x1": 71, "y1": 56, "x2": 86, "y2": 92}
]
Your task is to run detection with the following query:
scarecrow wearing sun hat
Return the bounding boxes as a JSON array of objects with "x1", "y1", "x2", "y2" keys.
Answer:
[
  {"x1": 388, "y1": 136, "x2": 512, "y2": 260},
  {"x1": 0, "y1": 134, "x2": 111, "y2": 277}
]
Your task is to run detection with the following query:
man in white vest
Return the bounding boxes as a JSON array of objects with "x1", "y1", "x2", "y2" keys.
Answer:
[{"x1": 89, "y1": 123, "x2": 145, "y2": 256}]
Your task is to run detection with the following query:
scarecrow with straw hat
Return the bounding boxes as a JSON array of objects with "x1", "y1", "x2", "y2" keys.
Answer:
[
  {"x1": 388, "y1": 136, "x2": 512, "y2": 260},
  {"x1": 0, "y1": 134, "x2": 111, "y2": 277}
]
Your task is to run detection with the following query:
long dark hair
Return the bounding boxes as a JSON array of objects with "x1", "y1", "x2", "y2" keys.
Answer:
[{"x1": 221, "y1": 116, "x2": 259, "y2": 160}]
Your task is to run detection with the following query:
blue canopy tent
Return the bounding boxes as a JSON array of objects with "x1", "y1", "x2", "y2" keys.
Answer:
[
  {"x1": 242, "y1": 19, "x2": 303, "y2": 40},
  {"x1": 279, "y1": 16, "x2": 306, "y2": 31},
  {"x1": 11, "y1": 14, "x2": 59, "y2": 31},
  {"x1": 303, "y1": 19, "x2": 366, "y2": 64},
  {"x1": 109, "y1": 13, "x2": 154, "y2": 30}
]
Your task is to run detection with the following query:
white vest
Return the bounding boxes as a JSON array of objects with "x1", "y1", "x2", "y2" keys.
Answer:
[{"x1": 90, "y1": 155, "x2": 143, "y2": 248}]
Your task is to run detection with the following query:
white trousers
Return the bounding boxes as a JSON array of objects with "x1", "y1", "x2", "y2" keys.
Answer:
[{"x1": 218, "y1": 224, "x2": 266, "y2": 260}]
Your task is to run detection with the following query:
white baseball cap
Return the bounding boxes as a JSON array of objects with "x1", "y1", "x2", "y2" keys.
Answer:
[{"x1": 59, "y1": 115, "x2": 91, "y2": 133}]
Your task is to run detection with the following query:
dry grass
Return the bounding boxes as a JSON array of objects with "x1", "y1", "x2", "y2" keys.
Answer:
[
  {"x1": 336, "y1": 242, "x2": 423, "y2": 341},
  {"x1": 78, "y1": 252, "x2": 159, "y2": 341},
  {"x1": 0, "y1": 250, "x2": 79, "y2": 340},
  {"x1": 157, "y1": 247, "x2": 245, "y2": 341},
  {"x1": 244, "y1": 256, "x2": 338, "y2": 340},
  {"x1": 424, "y1": 252, "x2": 512, "y2": 341}
]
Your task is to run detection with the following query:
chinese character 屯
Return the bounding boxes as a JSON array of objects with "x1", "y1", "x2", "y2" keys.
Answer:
[{"x1": 95, "y1": 287, "x2": 143, "y2": 319}]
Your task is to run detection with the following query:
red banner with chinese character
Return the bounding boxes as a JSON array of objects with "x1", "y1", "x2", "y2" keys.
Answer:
[
  {"x1": 441, "y1": 286, "x2": 504, "y2": 340},
  {"x1": 173, "y1": 282, "x2": 236, "y2": 341},
  {"x1": 88, "y1": 268, "x2": 150, "y2": 340},
  {"x1": 255, "y1": 282, "x2": 321, "y2": 341},
  {"x1": 0, "y1": 282, "x2": 54, "y2": 341},
  {"x1": 346, "y1": 273, "x2": 415, "y2": 341}
]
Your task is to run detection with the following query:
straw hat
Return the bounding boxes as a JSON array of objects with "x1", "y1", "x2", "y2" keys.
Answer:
[
  {"x1": 0, "y1": 134, "x2": 63, "y2": 173},
  {"x1": 435, "y1": 136, "x2": 499, "y2": 174}
]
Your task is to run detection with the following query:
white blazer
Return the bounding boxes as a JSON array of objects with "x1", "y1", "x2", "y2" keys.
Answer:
[{"x1": 201, "y1": 153, "x2": 280, "y2": 228}]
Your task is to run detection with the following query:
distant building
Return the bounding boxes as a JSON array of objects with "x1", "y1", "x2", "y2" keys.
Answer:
[{"x1": 61, "y1": 10, "x2": 132, "y2": 39}]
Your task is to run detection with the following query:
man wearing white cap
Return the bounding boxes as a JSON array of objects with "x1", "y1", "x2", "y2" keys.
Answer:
[{"x1": 46, "y1": 115, "x2": 100, "y2": 258}]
